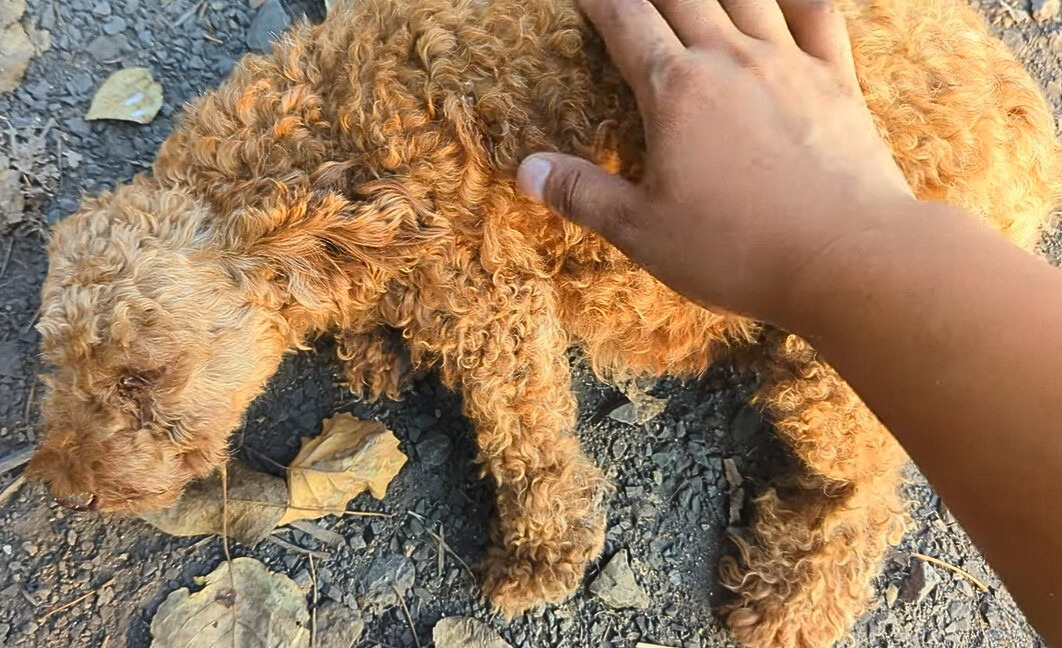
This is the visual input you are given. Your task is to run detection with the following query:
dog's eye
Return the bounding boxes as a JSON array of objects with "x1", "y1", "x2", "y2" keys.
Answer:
[{"x1": 118, "y1": 374, "x2": 148, "y2": 395}]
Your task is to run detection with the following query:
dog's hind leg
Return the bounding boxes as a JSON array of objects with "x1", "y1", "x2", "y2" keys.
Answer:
[
  {"x1": 393, "y1": 265, "x2": 608, "y2": 616},
  {"x1": 720, "y1": 331, "x2": 909, "y2": 648},
  {"x1": 335, "y1": 327, "x2": 422, "y2": 400}
]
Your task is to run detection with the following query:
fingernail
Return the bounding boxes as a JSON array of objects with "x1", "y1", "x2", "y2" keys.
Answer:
[{"x1": 517, "y1": 155, "x2": 552, "y2": 202}]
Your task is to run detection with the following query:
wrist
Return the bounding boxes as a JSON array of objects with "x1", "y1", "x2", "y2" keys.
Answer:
[{"x1": 774, "y1": 198, "x2": 961, "y2": 339}]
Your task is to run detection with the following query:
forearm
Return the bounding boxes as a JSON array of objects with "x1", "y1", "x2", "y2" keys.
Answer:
[{"x1": 788, "y1": 201, "x2": 1062, "y2": 644}]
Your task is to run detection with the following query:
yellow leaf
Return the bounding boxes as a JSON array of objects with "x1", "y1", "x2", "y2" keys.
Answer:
[
  {"x1": 86, "y1": 67, "x2": 163, "y2": 124},
  {"x1": 278, "y1": 413, "x2": 406, "y2": 526}
]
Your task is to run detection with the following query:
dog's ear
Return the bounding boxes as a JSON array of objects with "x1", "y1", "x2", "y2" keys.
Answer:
[{"x1": 115, "y1": 367, "x2": 166, "y2": 427}]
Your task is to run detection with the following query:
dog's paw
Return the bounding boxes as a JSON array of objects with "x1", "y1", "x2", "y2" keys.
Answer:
[
  {"x1": 481, "y1": 511, "x2": 607, "y2": 618},
  {"x1": 481, "y1": 546, "x2": 586, "y2": 617}
]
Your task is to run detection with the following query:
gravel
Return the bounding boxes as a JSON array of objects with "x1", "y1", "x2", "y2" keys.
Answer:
[{"x1": 0, "y1": 0, "x2": 1057, "y2": 646}]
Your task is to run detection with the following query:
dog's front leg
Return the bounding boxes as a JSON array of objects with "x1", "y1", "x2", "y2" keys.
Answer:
[{"x1": 397, "y1": 268, "x2": 608, "y2": 616}]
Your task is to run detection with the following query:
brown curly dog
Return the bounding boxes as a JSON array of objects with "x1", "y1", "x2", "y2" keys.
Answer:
[{"x1": 27, "y1": 0, "x2": 1060, "y2": 645}]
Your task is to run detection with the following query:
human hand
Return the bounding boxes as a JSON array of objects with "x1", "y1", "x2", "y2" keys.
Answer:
[{"x1": 518, "y1": 0, "x2": 916, "y2": 324}]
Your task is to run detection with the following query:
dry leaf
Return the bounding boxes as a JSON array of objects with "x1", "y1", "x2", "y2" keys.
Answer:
[
  {"x1": 151, "y1": 557, "x2": 309, "y2": 648},
  {"x1": 278, "y1": 413, "x2": 406, "y2": 526},
  {"x1": 86, "y1": 67, "x2": 163, "y2": 124},
  {"x1": 0, "y1": 22, "x2": 34, "y2": 93},
  {"x1": 139, "y1": 461, "x2": 287, "y2": 544}
]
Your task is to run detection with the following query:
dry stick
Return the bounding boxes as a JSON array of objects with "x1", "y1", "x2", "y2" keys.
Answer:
[
  {"x1": 224, "y1": 497, "x2": 391, "y2": 518},
  {"x1": 220, "y1": 466, "x2": 238, "y2": 648},
  {"x1": 0, "y1": 447, "x2": 32, "y2": 475},
  {"x1": 910, "y1": 553, "x2": 990, "y2": 593},
  {"x1": 38, "y1": 578, "x2": 114, "y2": 623},
  {"x1": 0, "y1": 475, "x2": 26, "y2": 508},
  {"x1": 267, "y1": 534, "x2": 331, "y2": 560},
  {"x1": 392, "y1": 584, "x2": 421, "y2": 648},
  {"x1": 0, "y1": 237, "x2": 14, "y2": 281},
  {"x1": 406, "y1": 511, "x2": 474, "y2": 579},
  {"x1": 23, "y1": 380, "x2": 36, "y2": 422},
  {"x1": 309, "y1": 553, "x2": 318, "y2": 648}
]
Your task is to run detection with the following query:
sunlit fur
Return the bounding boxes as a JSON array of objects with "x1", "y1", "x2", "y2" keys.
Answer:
[{"x1": 27, "y1": 0, "x2": 1060, "y2": 646}]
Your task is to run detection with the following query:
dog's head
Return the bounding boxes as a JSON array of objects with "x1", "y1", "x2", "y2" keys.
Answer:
[{"x1": 27, "y1": 181, "x2": 287, "y2": 513}]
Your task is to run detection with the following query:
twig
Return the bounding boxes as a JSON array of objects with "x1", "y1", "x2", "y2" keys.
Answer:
[
  {"x1": 309, "y1": 554, "x2": 318, "y2": 648},
  {"x1": 911, "y1": 552, "x2": 990, "y2": 593},
  {"x1": 998, "y1": 0, "x2": 1023, "y2": 22},
  {"x1": 288, "y1": 519, "x2": 346, "y2": 547},
  {"x1": 203, "y1": 33, "x2": 223, "y2": 44},
  {"x1": 225, "y1": 497, "x2": 391, "y2": 518},
  {"x1": 182, "y1": 535, "x2": 213, "y2": 554},
  {"x1": 266, "y1": 534, "x2": 331, "y2": 560},
  {"x1": 220, "y1": 466, "x2": 237, "y2": 648},
  {"x1": 0, "y1": 475, "x2": 26, "y2": 507},
  {"x1": 437, "y1": 524, "x2": 444, "y2": 580},
  {"x1": 19, "y1": 587, "x2": 38, "y2": 608},
  {"x1": 174, "y1": 0, "x2": 206, "y2": 26},
  {"x1": 0, "y1": 447, "x2": 32, "y2": 475},
  {"x1": 101, "y1": 635, "x2": 110, "y2": 648},
  {"x1": 0, "y1": 237, "x2": 14, "y2": 281},
  {"x1": 23, "y1": 380, "x2": 36, "y2": 422},
  {"x1": 38, "y1": 578, "x2": 113, "y2": 623},
  {"x1": 392, "y1": 584, "x2": 421, "y2": 648},
  {"x1": 406, "y1": 511, "x2": 474, "y2": 579}
]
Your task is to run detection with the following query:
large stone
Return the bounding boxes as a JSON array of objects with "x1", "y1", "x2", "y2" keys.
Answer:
[
  {"x1": 589, "y1": 549, "x2": 650, "y2": 609},
  {"x1": 432, "y1": 617, "x2": 512, "y2": 648},
  {"x1": 246, "y1": 0, "x2": 291, "y2": 52},
  {"x1": 0, "y1": 22, "x2": 33, "y2": 93}
]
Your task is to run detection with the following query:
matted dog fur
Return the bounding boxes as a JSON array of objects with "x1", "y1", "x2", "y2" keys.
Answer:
[{"x1": 27, "y1": 0, "x2": 1060, "y2": 646}]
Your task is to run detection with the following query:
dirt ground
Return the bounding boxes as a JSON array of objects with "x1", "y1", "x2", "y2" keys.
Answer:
[{"x1": 0, "y1": 0, "x2": 1058, "y2": 646}]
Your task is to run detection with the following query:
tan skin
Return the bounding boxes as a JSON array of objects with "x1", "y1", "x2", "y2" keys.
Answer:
[{"x1": 517, "y1": 0, "x2": 1062, "y2": 643}]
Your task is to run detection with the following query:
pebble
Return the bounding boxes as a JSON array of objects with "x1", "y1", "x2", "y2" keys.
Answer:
[
  {"x1": 314, "y1": 599, "x2": 365, "y2": 648},
  {"x1": 1033, "y1": 0, "x2": 1060, "y2": 22},
  {"x1": 101, "y1": 17, "x2": 128, "y2": 35},
  {"x1": 85, "y1": 34, "x2": 129, "y2": 61},
  {"x1": 589, "y1": 549, "x2": 650, "y2": 609},
  {"x1": 246, "y1": 0, "x2": 291, "y2": 52},
  {"x1": 898, "y1": 560, "x2": 941, "y2": 604},
  {"x1": 359, "y1": 553, "x2": 415, "y2": 611},
  {"x1": 417, "y1": 431, "x2": 452, "y2": 468},
  {"x1": 608, "y1": 402, "x2": 640, "y2": 426},
  {"x1": 432, "y1": 616, "x2": 512, "y2": 648}
]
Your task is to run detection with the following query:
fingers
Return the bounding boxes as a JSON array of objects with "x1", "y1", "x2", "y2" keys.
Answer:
[
  {"x1": 578, "y1": 0, "x2": 683, "y2": 91},
  {"x1": 718, "y1": 0, "x2": 792, "y2": 43},
  {"x1": 517, "y1": 153, "x2": 644, "y2": 251},
  {"x1": 650, "y1": 0, "x2": 736, "y2": 47},
  {"x1": 778, "y1": 0, "x2": 858, "y2": 84}
]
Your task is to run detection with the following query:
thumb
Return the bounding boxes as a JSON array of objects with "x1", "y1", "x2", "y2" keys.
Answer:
[{"x1": 517, "y1": 153, "x2": 643, "y2": 244}]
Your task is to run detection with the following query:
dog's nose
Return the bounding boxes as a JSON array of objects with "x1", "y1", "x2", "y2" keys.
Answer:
[{"x1": 55, "y1": 492, "x2": 98, "y2": 511}]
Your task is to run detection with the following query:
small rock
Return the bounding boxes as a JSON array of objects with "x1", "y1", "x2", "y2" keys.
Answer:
[
  {"x1": 432, "y1": 616, "x2": 512, "y2": 648},
  {"x1": 885, "y1": 583, "x2": 899, "y2": 607},
  {"x1": 417, "y1": 432, "x2": 452, "y2": 468},
  {"x1": 360, "y1": 553, "x2": 415, "y2": 611},
  {"x1": 608, "y1": 402, "x2": 640, "y2": 426},
  {"x1": 589, "y1": 549, "x2": 650, "y2": 609},
  {"x1": 314, "y1": 598, "x2": 365, "y2": 648},
  {"x1": 898, "y1": 560, "x2": 941, "y2": 604},
  {"x1": 615, "y1": 375, "x2": 668, "y2": 423},
  {"x1": 246, "y1": 0, "x2": 290, "y2": 51},
  {"x1": 1033, "y1": 0, "x2": 1059, "y2": 22},
  {"x1": 101, "y1": 16, "x2": 127, "y2": 35},
  {"x1": 730, "y1": 405, "x2": 763, "y2": 444},
  {"x1": 85, "y1": 34, "x2": 129, "y2": 61}
]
